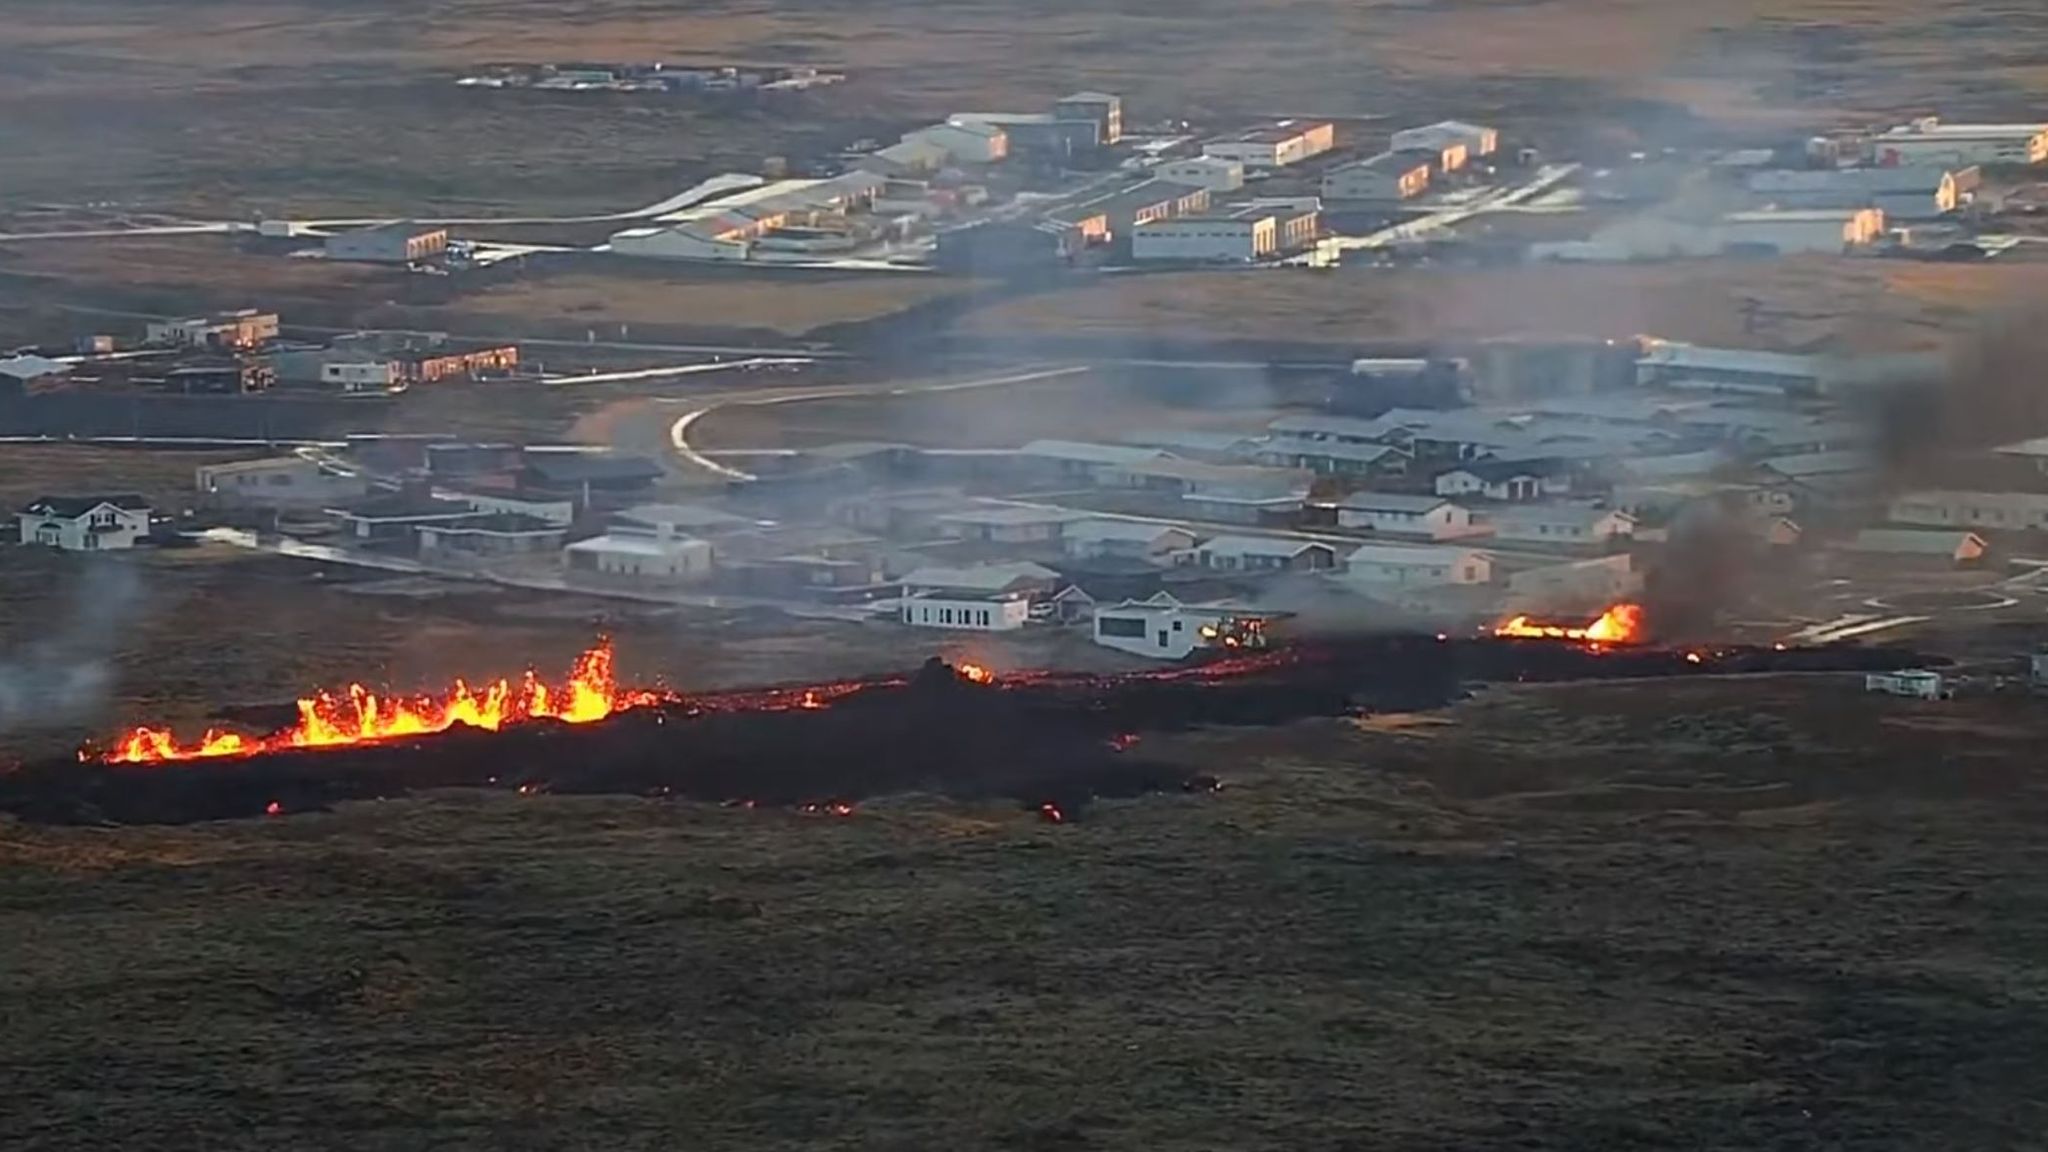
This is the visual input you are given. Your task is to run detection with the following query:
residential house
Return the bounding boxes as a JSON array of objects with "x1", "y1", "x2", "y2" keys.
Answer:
[
  {"x1": 899, "y1": 594, "x2": 1031, "y2": 631},
  {"x1": 1091, "y1": 595, "x2": 1278, "y2": 660},
  {"x1": 0, "y1": 354, "x2": 69, "y2": 393},
  {"x1": 1506, "y1": 554, "x2": 1643, "y2": 604},
  {"x1": 1255, "y1": 439, "x2": 1410, "y2": 478},
  {"x1": 195, "y1": 456, "x2": 369, "y2": 508},
  {"x1": 899, "y1": 561, "x2": 1062, "y2": 601},
  {"x1": 564, "y1": 533, "x2": 715, "y2": 582},
  {"x1": 1336, "y1": 493, "x2": 1476, "y2": 540},
  {"x1": 1483, "y1": 504, "x2": 1637, "y2": 548},
  {"x1": 417, "y1": 514, "x2": 567, "y2": 555},
  {"x1": 521, "y1": 451, "x2": 665, "y2": 502},
  {"x1": 1391, "y1": 120, "x2": 1499, "y2": 158},
  {"x1": 1341, "y1": 543, "x2": 1494, "y2": 586},
  {"x1": 613, "y1": 503, "x2": 757, "y2": 537},
  {"x1": 16, "y1": 495, "x2": 152, "y2": 551},
  {"x1": 326, "y1": 493, "x2": 480, "y2": 542},
  {"x1": 1179, "y1": 535, "x2": 1336, "y2": 572},
  {"x1": 1017, "y1": 440, "x2": 1172, "y2": 486},
  {"x1": 1062, "y1": 519, "x2": 1199, "y2": 562},
  {"x1": 1433, "y1": 458, "x2": 1572, "y2": 501}
]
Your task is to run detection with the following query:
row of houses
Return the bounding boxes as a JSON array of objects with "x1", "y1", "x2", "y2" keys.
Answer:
[{"x1": 1322, "y1": 120, "x2": 1499, "y2": 205}]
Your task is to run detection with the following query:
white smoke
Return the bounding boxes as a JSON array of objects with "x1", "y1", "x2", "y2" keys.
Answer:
[{"x1": 0, "y1": 559, "x2": 143, "y2": 734}]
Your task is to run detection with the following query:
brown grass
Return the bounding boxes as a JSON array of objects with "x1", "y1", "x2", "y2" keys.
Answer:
[
  {"x1": 445, "y1": 270, "x2": 975, "y2": 337},
  {"x1": 960, "y1": 258, "x2": 2048, "y2": 352},
  {"x1": 4, "y1": 675, "x2": 2045, "y2": 1149}
]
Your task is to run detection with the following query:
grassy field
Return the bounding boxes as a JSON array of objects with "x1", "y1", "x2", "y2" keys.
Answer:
[
  {"x1": 7, "y1": 0, "x2": 2048, "y2": 215},
  {"x1": 957, "y1": 257, "x2": 2048, "y2": 352},
  {"x1": 4, "y1": 674, "x2": 2045, "y2": 1148}
]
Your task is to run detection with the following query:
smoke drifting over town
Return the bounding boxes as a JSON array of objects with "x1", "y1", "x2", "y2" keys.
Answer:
[{"x1": 0, "y1": 560, "x2": 141, "y2": 735}]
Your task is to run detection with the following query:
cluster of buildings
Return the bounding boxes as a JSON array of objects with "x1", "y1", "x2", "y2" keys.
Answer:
[
  {"x1": 1539, "y1": 112, "x2": 2042, "y2": 263},
  {"x1": 456, "y1": 62, "x2": 845, "y2": 95},
  {"x1": 1322, "y1": 120, "x2": 1499, "y2": 205},
  {"x1": 610, "y1": 172, "x2": 916, "y2": 262},
  {"x1": 1, "y1": 310, "x2": 521, "y2": 398}
]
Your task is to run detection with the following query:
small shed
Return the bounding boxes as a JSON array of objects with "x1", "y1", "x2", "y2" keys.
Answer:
[{"x1": 1865, "y1": 670, "x2": 1947, "y2": 700}]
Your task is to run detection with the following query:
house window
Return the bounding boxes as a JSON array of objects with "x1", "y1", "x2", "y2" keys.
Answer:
[
  {"x1": 1172, "y1": 620, "x2": 1183, "y2": 632},
  {"x1": 1157, "y1": 630, "x2": 1170, "y2": 648},
  {"x1": 980, "y1": 610, "x2": 991, "y2": 627},
  {"x1": 1099, "y1": 616, "x2": 1147, "y2": 638}
]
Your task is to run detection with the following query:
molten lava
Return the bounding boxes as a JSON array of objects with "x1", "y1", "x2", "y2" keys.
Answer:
[
  {"x1": 93, "y1": 641, "x2": 665, "y2": 764},
  {"x1": 1493, "y1": 602, "x2": 1646, "y2": 646},
  {"x1": 956, "y1": 662, "x2": 995, "y2": 685}
]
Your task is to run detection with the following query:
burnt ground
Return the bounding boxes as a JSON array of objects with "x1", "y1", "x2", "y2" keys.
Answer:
[{"x1": 6, "y1": 662, "x2": 2048, "y2": 1149}]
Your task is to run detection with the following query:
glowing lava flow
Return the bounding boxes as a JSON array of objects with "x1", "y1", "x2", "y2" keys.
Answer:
[
  {"x1": 92, "y1": 641, "x2": 667, "y2": 764},
  {"x1": 1493, "y1": 602, "x2": 1646, "y2": 646}
]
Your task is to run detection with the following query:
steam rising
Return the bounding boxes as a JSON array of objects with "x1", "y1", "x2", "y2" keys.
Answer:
[{"x1": 0, "y1": 560, "x2": 142, "y2": 735}]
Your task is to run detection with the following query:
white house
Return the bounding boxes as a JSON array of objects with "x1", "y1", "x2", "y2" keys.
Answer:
[
  {"x1": 1062, "y1": 519, "x2": 1198, "y2": 562},
  {"x1": 1091, "y1": 595, "x2": 1277, "y2": 660},
  {"x1": 607, "y1": 224, "x2": 752, "y2": 262},
  {"x1": 16, "y1": 495, "x2": 152, "y2": 551},
  {"x1": 1336, "y1": 493, "x2": 1475, "y2": 540},
  {"x1": 1433, "y1": 459, "x2": 1571, "y2": 501},
  {"x1": 195, "y1": 456, "x2": 369, "y2": 508},
  {"x1": 1256, "y1": 440, "x2": 1409, "y2": 478},
  {"x1": 1484, "y1": 504, "x2": 1636, "y2": 548},
  {"x1": 900, "y1": 594, "x2": 1030, "y2": 631},
  {"x1": 563, "y1": 533, "x2": 714, "y2": 582},
  {"x1": 0, "y1": 354, "x2": 70, "y2": 391},
  {"x1": 1158, "y1": 156, "x2": 1246, "y2": 192},
  {"x1": 1342, "y1": 543, "x2": 1493, "y2": 586},
  {"x1": 1179, "y1": 535, "x2": 1337, "y2": 572},
  {"x1": 1888, "y1": 490, "x2": 2048, "y2": 532}
]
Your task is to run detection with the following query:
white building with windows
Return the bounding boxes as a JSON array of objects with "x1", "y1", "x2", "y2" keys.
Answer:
[
  {"x1": 1130, "y1": 214, "x2": 1277, "y2": 262},
  {"x1": 1341, "y1": 543, "x2": 1493, "y2": 587},
  {"x1": 1434, "y1": 459, "x2": 1571, "y2": 501},
  {"x1": 1091, "y1": 595, "x2": 1277, "y2": 660},
  {"x1": 1887, "y1": 490, "x2": 2048, "y2": 532},
  {"x1": 1872, "y1": 118, "x2": 2048, "y2": 167},
  {"x1": 1062, "y1": 519, "x2": 1198, "y2": 561},
  {"x1": 16, "y1": 495, "x2": 152, "y2": 551},
  {"x1": 1322, "y1": 152, "x2": 1432, "y2": 202},
  {"x1": 901, "y1": 594, "x2": 1030, "y2": 631},
  {"x1": 563, "y1": 533, "x2": 714, "y2": 582},
  {"x1": 1179, "y1": 535, "x2": 1337, "y2": 572},
  {"x1": 1336, "y1": 493, "x2": 1476, "y2": 539},
  {"x1": 1484, "y1": 504, "x2": 1636, "y2": 548},
  {"x1": 1158, "y1": 156, "x2": 1246, "y2": 192}
]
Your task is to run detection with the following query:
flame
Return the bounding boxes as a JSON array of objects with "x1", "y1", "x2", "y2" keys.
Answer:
[
  {"x1": 1493, "y1": 603, "x2": 1645, "y2": 646},
  {"x1": 94, "y1": 640, "x2": 663, "y2": 764},
  {"x1": 956, "y1": 662, "x2": 995, "y2": 685}
]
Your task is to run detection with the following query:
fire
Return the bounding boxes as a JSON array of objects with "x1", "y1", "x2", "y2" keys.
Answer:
[
  {"x1": 956, "y1": 662, "x2": 995, "y2": 685},
  {"x1": 1493, "y1": 603, "x2": 1645, "y2": 646},
  {"x1": 92, "y1": 641, "x2": 664, "y2": 764}
]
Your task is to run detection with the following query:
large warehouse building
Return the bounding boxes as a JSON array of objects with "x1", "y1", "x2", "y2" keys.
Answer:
[
  {"x1": 324, "y1": 222, "x2": 450, "y2": 264},
  {"x1": 1131, "y1": 212, "x2": 1278, "y2": 262},
  {"x1": 1871, "y1": 117, "x2": 2048, "y2": 166},
  {"x1": 1203, "y1": 120, "x2": 1335, "y2": 169}
]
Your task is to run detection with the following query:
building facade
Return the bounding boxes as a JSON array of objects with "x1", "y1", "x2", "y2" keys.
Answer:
[
  {"x1": 1323, "y1": 153, "x2": 1431, "y2": 202},
  {"x1": 16, "y1": 495, "x2": 151, "y2": 551},
  {"x1": 900, "y1": 593, "x2": 1031, "y2": 631},
  {"x1": 1342, "y1": 543, "x2": 1493, "y2": 586},
  {"x1": 325, "y1": 222, "x2": 450, "y2": 264},
  {"x1": 1203, "y1": 121, "x2": 1336, "y2": 169},
  {"x1": 1158, "y1": 156, "x2": 1246, "y2": 192},
  {"x1": 1130, "y1": 215, "x2": 1278, "y2": 262},
  {"x1": 1336, "y1": 495, "x2": 1475, "y2": 539}
]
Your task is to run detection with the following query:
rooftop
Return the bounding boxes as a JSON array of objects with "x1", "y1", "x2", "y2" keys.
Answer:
[
  {"x1": 328, "y1": 494, "x2": 475, "y2": 521},
  {"x1": 934, "y1": 505, "x2": 1091, "y2": 527},
  {"x1": 1845, "y1": 528, "x2": 1986, "y2": 555},
  {"x1": 1335, "y1": 151, "x2": 1430, "y2": 174},
  {"x1": 566, "y1": 532, "x2": 709, "y2": 558},
  {"x1": 1339, "y1": 492, "x2": 1456, "y2": 514},
  {"x1": 336, "y1": 219, "x2": 445, "y2": 239},
  {"x1": 1345, "y1": 542, "x2": 1490, "y2": 566},
  {"x1": 1064, "y1": 518, "x2": 1194, "y2": 544},
  {"x1": 615, "y1": 503, "x2": 754, "y2": 531},
  {"x1": 1217, "y1": 121, "x2": 1332, "y2": 145},
  {"x1": 900, "y1": 561, "x2": 1061, "y2": 592},
  {"x1": 1747, "y1": 167, "x2": 1953, "y2": 194},
  {"x1": 428, "y1": 513, "x2": 564, "y2": 535},
  {"x1": 1438, "y1": 457, "x2": 1571, "y2": 483},
  {"x1": 1485, "y1": 503, "x2": 1634, "y2": 529},
  {"x1": 1019, "y1": 439, "x2": 1170, "y2": 466},
  {"x1": 1197, "y1": 535, "x2": 1333, "y2": 559},
  {"x1": 21, "y1": 494, "x2": 150, "y2": 518},
  {"x1": 0, "y1": 354, "x2": 68, "y2": 379},
  {"x1": 1118, "y1": 428, "x2": 1257, "y2": 455},
  {"x1": 1760, "y1": 450, "x2": 1875, "y2": 479}
]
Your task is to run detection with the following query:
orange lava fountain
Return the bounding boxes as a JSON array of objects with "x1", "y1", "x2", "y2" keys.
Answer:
[
  {"x1": 1493, "y1": 602, "x2": 1646, "y2": 646},
  {"x1": 92, "y1": 641, "x2": 667, "y2": 764}
]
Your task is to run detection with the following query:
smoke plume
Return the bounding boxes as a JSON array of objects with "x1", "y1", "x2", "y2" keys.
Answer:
[{"x1": 0, "y1": 559, "x2": 143, "y2": 735}]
